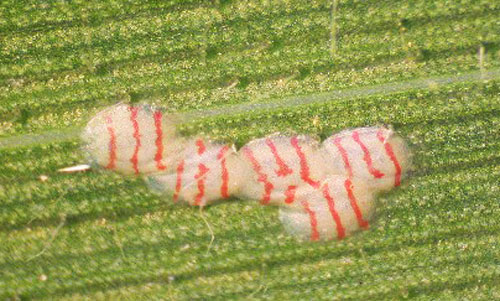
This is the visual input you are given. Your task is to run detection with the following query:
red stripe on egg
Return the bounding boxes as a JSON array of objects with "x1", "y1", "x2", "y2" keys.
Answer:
[
  {"x1": 105, "y1": 115, "x2": 117, "y2": 170},
  {"x1": 333, "y1": 137, "x2": 353, "y2": 178},
  {"x1": 291, "y1": 136, "x2": 320, "y2": 189},
  {"x1": 284, "y1": 185, "x2": 297, "y2": 204},
  {"x1": 196, "y1": 139, "x2": 206, "y2": 155},
  {"x1": 344, "y1": 179, "x2": 369, "y2": 229},
  {"x1": 301, "y1": 200, "x2": 320, "y2": 241},
  {"x1": 173, "y1": 160, "x2": 185, "y2": 203},
  {"x1": 194, "y1": 163, "x2": 210, "y2": 206},
  {"x1": 376, "y1": 130, "x2": 402, "y2": 187},
  {"x1": 352, "y1": 130, "x2": 385, "y2": 179},
  {"x1": 153, "y1": 111, "x2": 167, "y2": 171},
  {"x1": 322, "y1": 183, "x2": 345, "y2": 239},
  {"x1": 265, "y1": 138, "x2": 293, "y2": 177},
  {"x1": 242, "y1": 147, "x2": 274, "y2": 205},
  {"x1": 217, "y1": 146, "x2": 230, "y2": 199},
  {"x1": 129, "y1": 106, "x2": 141, "y2": 175}
]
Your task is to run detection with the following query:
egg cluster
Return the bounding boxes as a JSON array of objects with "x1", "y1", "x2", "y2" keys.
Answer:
[{"x1": 82, "y1": 104, "x2": 411, "y2": 241}]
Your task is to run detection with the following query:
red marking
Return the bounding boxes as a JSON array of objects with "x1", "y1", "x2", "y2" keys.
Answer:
[
  {"x1": 377, "y1": 130, "x2": 402, "y2": 187},
  {"x1": 217, "y1": 146, "x2": 230, "y2": 199},
  {"x1": 173, "y1": 160, "x2": 184, "y2": 202},
  {"x1": 265, "y1": 138, "x2": 293, "y2": 177},
  {"x1": 194, "y1": 163, "x2": 210, "y2": 206},
  {"x1": 104, "y1": 115, "x2": 117, "y2": 170},
  {"x1": 129, "y1": 106, "x2": 141, "y2": 175},
  {"x1": 153, "y1": 111, "x2": 167, "y2": 171},
  {"x1": 242, "y1": 147, "x2": 274, "y2": 205},
  {"x1": 352, "y1": 131, "x2": 385, "y2": 179},
  {"x1": 333, "y1": 137, "x2": 353, "y2": 178},
  {"x1": 290, "y1": 136, "x2": 320, "y2": 189},
  {"x1": 196, "y1": 139, "x2": 206, "y2": 155},
  {"x1": 322, "y1": 184, "x2": 345, "y2": 239},
  {"x1": 344, "y1": 179, "x2": 369, "y2": 229},
  {"x1": 284, "y1": 185, "x2": 297, "y2": 204},
  {"x1": 301, "y1": 200, "x2": 320, "y2": 241}
]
